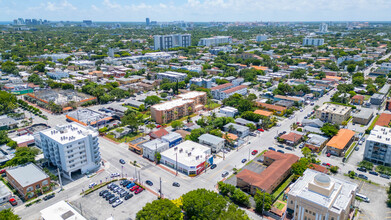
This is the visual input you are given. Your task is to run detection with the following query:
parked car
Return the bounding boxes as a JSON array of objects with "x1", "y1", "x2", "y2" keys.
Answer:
[
  {"x1": 268, "y1": 147, "x2": 276, "y2": 151},
  {"x1": 9, "y1": 198, "x2": 17, "y2": 206},
  {"x1": 355, "y1": 147, "x2": 360, "y2": 151},
  {"x1": 172, "y1": 182, "x2": 180, "y2": 187},
  {"x1": 298, "y1": 143, "x2": 304, "y2": 149},
  {"x1": 357, "y1": 167, "x2": 367, "y2": 172},
  {"x1": 285, "y1": 147, "x2": 293, "y2": 151},
  {"x1": 89, "y1": 182, "x2": 97, "y2": 188},
  {"x1": 124, "y1": 193, "x2": 133, "y2": 200},
  {"x1": 358, "y1": 174, "x2": 368, "y2": 180},
  {"x1": 156, "y1": 125, "x2": 162, "y2": 128},
  {"x1": 380, "y1": 174, "x2": 390, "y2": 179},
  {"x1": 277, "y1": 150, "x2": 285, "y2": 154},
  {"x1": 106, "y1": 194, "x2": 115, "y2": 201},
  {"x1": 0, "y1": 169, "x2": 5, "y2": 174},
  {"x1": 109, "y1": 196, "x2": 119, "y2": 204},
  {"x1": 120, "y1": 191, "x2": 128, "y2": 197},
  {"x1": 368, "y1": 171, "x2": 378, "y2": 176},
  {"x1": 221, "y1": 171, "x2": 229, "y2": 178},
  {"x1": 210, "y1": 164, "x2": 217, "y2": 169},
  {"x1": 99, "y1": 190, "x2": 108, "y2": 196},
  {"x1": 146, "y1": 180, "x2": 153, "y2": 186},
  {"x1": 249, "y1": 132, "x2": 256, "y2": 137},
  {"x1": 119, "y1": 159, "x2": 125, "y2": 164},
  {"x1": 112, "y1": 199, "x2": 123, "y2": 208},
  {"x1": 135, "y1": 188, "x2": 144, "y2": 194},
  {"x1": 127, "y1": 182, "x2": 135, "y2": 189},
  {"x1": 327, "y1": 153, "x2": 331, "y2": 157},
  {"x1": 241, "y1": 159, "x2": 247, "y2": 163},
  {"x1": 258, "y1": 128, "x2": 264, "y2": 132},
  {"x1": 130, "y1": 185, "x2": 139, "y2": 192},
  {"x1": 278, "y1": 144, "x2": 284, "y2": 148},
  {"x1": 251, "y1": 150, "x2": 258, "y2": 155}
]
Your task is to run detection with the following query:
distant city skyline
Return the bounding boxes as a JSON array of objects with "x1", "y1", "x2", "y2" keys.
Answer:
[{"x1": 0, "y1": 0, "x2": 390, "y2": 22}]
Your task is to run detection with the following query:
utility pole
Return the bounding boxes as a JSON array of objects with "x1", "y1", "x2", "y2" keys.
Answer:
[
  {"x1": 175, "y1": 153, "x2": 178, "y2": 176},
  {"x1": 57, "y1": 167, "x2": 63, "y2": 191},
  {"x1": 159, "y1": 177, "x2": 162, "y2": 198}
]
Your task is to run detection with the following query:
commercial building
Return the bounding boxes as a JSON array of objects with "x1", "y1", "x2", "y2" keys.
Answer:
[
  {"x1": 155, "y1": 71, "x2": 187, "y2": 82},
  {"x1": 315, "y1": 103, "x2": 352, "y2": 125},
  {"x1": 220, "y1": 106, "x2": 239, "y2": 117},
  {"x1": 40, "y1": 200, "x2": 87, "y2": 220},
  {"x1": 160, "y1": 140, "x2": 213, "y2": 176},
  {"x1": 287, "y1": 169, "x2": 357, "y2": 220},
  {"x1": 223, "y1": 123, "x2": 250, "y2": 138},
  {"x1": 154, "y1": 34, "x2": 191, "y2": 50},
  {"x1": 236, "y1": 151, "x2": 299, "y2": 194},
  {"x1": 256, "y1": 34, "x2": 268, "y2": 42},
  {"x1": 161, "y1": 132, "x2": 183, "y2": 148},
  {"x1": 364, "y1": 125, "x2": 391, "y2": 166},
  {"x1": 0, "y1": 181, "x2": 12, "y2": 204},
  {"x1": 305, "y1": 134, "x2": 329, "y2": 152},
  {"x1": 38, "y1": 123, "x2": 101, "y2": 178},
  {"x1": 140, "y1": 139, "x2": 169, "y2": 162},
  {"x1": 6, "y1": 163, "x2": 51, "y2": 200},
  {"x1": 326, "y1": 129, "x2": 355, "y2": 156},
  {"x1": 352, "y1": 108, "x2": 374, "y2": 125},
  {"x1": 211, "y1": 83, "x2": 234, "y2": 100},
  {"x1": 370, "y1": 93, "x2": 386, "y2": 105},
  {"x1": 198, "y1": 36, "x2": 232, "y2": 47},
  {"x1": 151, "y1": 91, "x2": 207, "y2": 124},
  {"x1": 219, "y1": 85, "x2": 248, "y2": 100},
  {"x1": 66, "y1": 109, "x2": 114, "y2": 127},
  {"x1": 198, "y1": 134, "x2": 225, "y2": 153},
  {"x1": 302, "y1": 38, "x2": 324, "y2": 46}
]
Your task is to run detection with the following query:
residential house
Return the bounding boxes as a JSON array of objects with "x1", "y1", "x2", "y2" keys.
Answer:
[{"x1": 326, "y1": 129, "x2": 355, "y2": 156}]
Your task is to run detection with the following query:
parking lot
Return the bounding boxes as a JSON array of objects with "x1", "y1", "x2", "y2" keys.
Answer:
[
  {"x1": 224, "y1": 156, "x2": 266, "y2": 186},
  {"x1": 71, "y1": 179, "x2": 156, "y2": 220}
]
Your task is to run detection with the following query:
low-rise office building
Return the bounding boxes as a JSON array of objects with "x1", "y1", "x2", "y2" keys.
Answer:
[
  {"x1": 326, "y1": 129, "x2": 355, "y2": 156},
  {"x1": 287, "y1": 169, "x2": 357, "y2": 220},
  {"x1": 140, "y1": 139, "x2": 169, "y2": 162},
  {"x1": 6, "y1": 163, "x2": 51, "y2": 200},
  {"x1": 220, "y1": 106, "x2": 238, "y2": 117},
  {"x1": 223, "y1": 123, "x2": 250, "y2": 138},
  {"x1": 198, "y1": 134, "x2": 225, "y2": 153},
  {"x1": 352, "y1": 108, "x2": 374, "y2": 125},
  {"x1": 315, "y1": 103, "x2": 352, "y2": 125},
  {"x1": 160, "y1": 140, "x2": 213, "y2": 176},
  {"x1": 364, "y1": 125, "x2": 391, "y2": 166}
]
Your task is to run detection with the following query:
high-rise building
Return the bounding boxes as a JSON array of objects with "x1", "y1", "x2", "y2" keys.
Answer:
[
  {"x1": 256, "y1": 34, "x2": 268, "y2": 42},
  {"x1": 146, "y1": 18, "x2": 150, "y2": 26},
  {"x1": 37, "y1": 123, "x2": 101, "y2": 178},
  {"x1": 364, "y1": 125, "x2": 391, "y2": 166},
  {"x1": 319, "y1": 23, "x2": 328, "y2": 33},
  {"x1": 82, "y1": 20, "x2": 93, "y2": 26},
  {"x1": 198, "y1": 36, "x2": 232, "y2": 47},
  {"x1": 303, "y1": 37, "x2": 325, "y2": 46},
  {"x1": 153, "y1": 34, "x2": 191, "y2": 50}
]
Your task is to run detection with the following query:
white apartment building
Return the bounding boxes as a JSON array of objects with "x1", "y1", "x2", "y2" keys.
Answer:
[
  {"x1": 154, "y1": 34, "x2": 191, "y2": 50},
  {"x1": 287, "y1": 169, "x2": 357, "y2": 220},
  {"x1": 315, "y1": 103, "x2": 352, "y2": 125},
  {"x1": 155, "y1": 71, "x2": 187, "y2": 82},
  {"x1": 198, "y1": 36, "x2": 232, "y2": 47},
  {"x1": 364, "y1": 125, "x2": 391, "y2": 166},
  {"x1": 303, "y1": 38, "x2": 324, "y2": 46},
  {"x1": 38, "y1": 123, "x2": 101, "y2": 178},
  {"x1": 256, "y1": 35, "x2": 268, "y2": 42},
  {"x1": 380, "y1": 63, "x2": 391, "y2": 73},
  {"x1": 219, "y1": 85, "x2": 248, "y2": 100}
]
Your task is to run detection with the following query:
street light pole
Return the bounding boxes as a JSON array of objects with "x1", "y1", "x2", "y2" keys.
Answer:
[
  {"x1": 159, "y1": 177, "x2": 162, "y2": 198},
  {"x1": 175, "y1": 153, "x2": 178, "y2": 176}
]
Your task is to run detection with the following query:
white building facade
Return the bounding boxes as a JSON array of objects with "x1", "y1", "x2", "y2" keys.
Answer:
[
  {"x1": 364, "y1": 125, "x2": 391, "y2": 166},
  {"x1": 154, "y1": 34, "x2": 191, "y2": 50},
  {"x1": 303, "y1": 38, "x2": 324, "y2": 46},
  {"x1": 38, "y1": 123, "x2": 101, "y2": 178},
  {"x1": 198, "y1": 36, "x2": 232, "y2": 47}
]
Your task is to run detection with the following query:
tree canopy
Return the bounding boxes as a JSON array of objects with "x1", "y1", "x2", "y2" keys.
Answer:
[
  {"x1": 0, "y1": 209, "x2": 20, "y2": 220},
  {"x1": 136, "y1": 199, "x2": 182, "y2": 220}
]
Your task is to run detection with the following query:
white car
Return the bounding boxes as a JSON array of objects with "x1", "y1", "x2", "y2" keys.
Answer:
[
  {"x1": 89, "y1": 182, "x2": 97, "y2": 188},
  {"x1": 221, "y1": 171, "x2": 229, "y2": 178},
  {"x1": 112, "y1": 199, "x2": 123, "y2": 208}
]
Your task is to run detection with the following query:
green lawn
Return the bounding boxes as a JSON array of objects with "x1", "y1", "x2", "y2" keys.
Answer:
[
  {"x1": 271, "y1": 175, "x2": 294, "y2": 199},
  {"x1": 273, "y1": 201, "x2": 286, "y2": 211},
  {"x1": 344, "y1": 142, "x2": 357, "y2": 160}
]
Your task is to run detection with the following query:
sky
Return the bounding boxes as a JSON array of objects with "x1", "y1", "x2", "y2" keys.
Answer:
[{"x1": 0, "y1": 0, "x2": 391, "y2": 22}]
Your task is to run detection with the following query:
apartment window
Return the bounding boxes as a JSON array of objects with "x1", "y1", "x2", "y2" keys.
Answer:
[
  {"x1": 309, "y1": 211, "x2": 312, "y2": 214},
  {"x1": 291, "y1": 201, "x2": 293, "y2": 204},
  {"x1": 305, "y1": 209, "x2": 308, "y2": 213},
  {"x1": 313, "y1": 212, "x2": 315, "y2": 216},
  {"x1": 42, "y1": 180, "x2": 48, "y2": 186},
  {"x1": 36, "y1": 184, "x2": 40, "y2": 189},
  {"x1": 331, "y1": 218, "x2": 334, "y2": 220},
  {"x1": 26, "y1": 186, "x2": 33, "y2": 192}
]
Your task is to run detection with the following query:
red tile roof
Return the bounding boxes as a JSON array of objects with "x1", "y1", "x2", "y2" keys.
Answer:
[
  {"x1": 222, "y1": 85, "x2": 247, "y2": 94},
  {"x1": 210, "y1": 83, "x2": 233, "y2": 91},
  {"x1": 375, "y1": 113, "x2": 391, "y2": 127},
  {"x1": 237, "y1": 151, "x2": 299, "y2": 193},
  {"x1": 257, "y1": 102, "x2": 287, "y2": 112},
  {"x1": 149, "y1": 128, "x2": 169, "y2": 139},
  {"x1": 309, "y1": 163, "x2": 328, "y2": 174},
  {"x1": 352, "y1": 95, "x2": 364, "y2": 100},
  {"x1": 280, "y1": 132, "x2": 303, "y2": 143}
]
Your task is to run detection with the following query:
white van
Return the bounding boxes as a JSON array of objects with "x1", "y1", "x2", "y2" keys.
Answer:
[{"x1": 356, "y1": 193, "x2": 370, "y2": 202}]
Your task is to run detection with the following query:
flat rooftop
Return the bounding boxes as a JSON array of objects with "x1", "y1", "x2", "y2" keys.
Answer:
[
  {"x1": 152, "y1": 98, "x2": 193, "y2": 111},
  {"x1": 28, "y1": 89, "x2": 94, "y2": 106},
  {"x1": 6, "y1": 163, "x2": 49, "y2": 188},
  {"x1": 67, "y1": 109, "x2": 112, "y2": 125},
  {"x1": 161, "y1": 140, "x2": 211, "y2": 166},
  {"x1": 367, "y1": 125, "x2": 391, "y2": 145},
  {"x1": 177, "y1": 91, "x2": 206, "y2": 99},
  {"x1": 40, "y1": 200, "x2": 86, "y2": 220},
  {"x1": 40, "y1": 123, "x2": 98, "y2": 145},
  {"x1": 288, "y1": 169, "x2": 357, "y2": 214},
  {"x1": 157, "y1": 71, "x2": 187, "y2": 77},
  {"x1": 317, "y1": 103, "x2": 351, "y2": 115}
]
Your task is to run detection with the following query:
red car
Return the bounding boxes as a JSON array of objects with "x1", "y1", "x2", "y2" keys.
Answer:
[
  {"x1": 135, "y1": 188, "x2": 144, "y2": 194},
  {"x1": 258, "y1": 128, "x2": 264, "y2": 132},
  {"x1": 327, "y1": 153, "x2": 331, "y2": 157},
  {"x1": 251, "y1": 150, "x2": 258, "y2": 155},
  {"x1": 0, "y1": 169, "x2": 5, "y2": 174},
  {"x1": 326, "y1": 163, "x2": 331, "y2": 167},
  {"x1": 130, "y1": 185, "x2": 139, "y2": 192},
  {"x1": 9, "y1": 198, "x2": 17, "y2": 206},
  {"x1": 156, "y1": 125, "x2": 162, "y2": 128}
]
